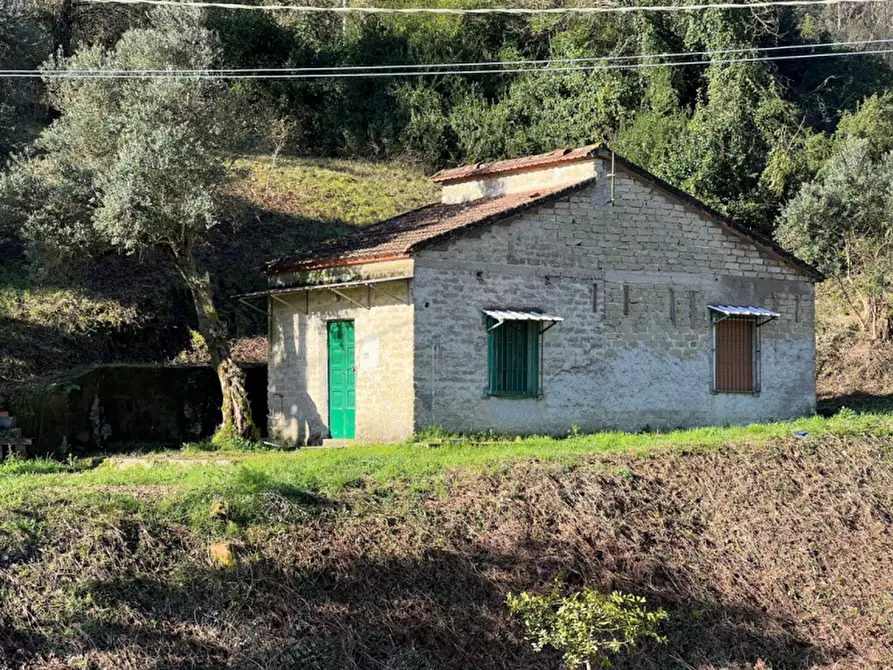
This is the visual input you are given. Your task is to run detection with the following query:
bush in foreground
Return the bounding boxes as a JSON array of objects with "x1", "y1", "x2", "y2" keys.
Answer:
[{"x1": 508, "y1": 584, "x2": 667, "y2": 669}]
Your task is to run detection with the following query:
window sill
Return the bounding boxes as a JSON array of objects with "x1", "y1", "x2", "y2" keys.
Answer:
[
  {"x1": 486, "y1": 393, "x2": 541, "y2": 399},
  {"x1": 712, "y1": 389, "x2": 761, "y2": 396}
]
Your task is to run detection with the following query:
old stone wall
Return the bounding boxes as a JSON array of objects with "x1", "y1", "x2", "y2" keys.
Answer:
[
  {"x1": 7, "y1": 365, "x2": 268, "y2": 455},
  {"x1": 412, "y1": 161, "x2": 816, "y2": 435},
  {"x1": 268, "y1": 279, "x2": 414, "y2": 444}
]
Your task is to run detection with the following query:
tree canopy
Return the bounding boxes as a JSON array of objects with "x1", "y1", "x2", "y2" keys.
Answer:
[{"x1": 1, "y1": 9, "x2": 258, "y2": 436}]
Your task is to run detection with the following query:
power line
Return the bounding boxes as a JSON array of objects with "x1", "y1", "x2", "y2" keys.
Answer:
[
  {"x1": 6, "y1": 37, "x2": 891, "y2": 76},
  {"x1": 8, "y1": 38, "x2": 893, "y2": 76},
  {"x1": 1, "y1": 45, "x2": 889, "y2": 78},
  {"x1": 77, "y1": 0, "x2": 893, "y2": 14}
]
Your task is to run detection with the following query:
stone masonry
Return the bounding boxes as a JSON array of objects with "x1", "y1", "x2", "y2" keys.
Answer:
[
  {"x1": 412, "y1": 159, "x2": 815, "y2": 435},
  {"x1": 268, "y1": 278, "x2": 414, "y2": 444},
  {"x1": 265, "y1": 147, "x2": 817, "y2": 443}
]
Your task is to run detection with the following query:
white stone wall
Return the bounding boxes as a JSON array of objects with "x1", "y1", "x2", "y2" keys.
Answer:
[
  {"x1": 412, "y1": 162, "x2": 816, "y2": 435},
  {"x1": 268, "y1": 279, "x2": 415, "y2": 444}
]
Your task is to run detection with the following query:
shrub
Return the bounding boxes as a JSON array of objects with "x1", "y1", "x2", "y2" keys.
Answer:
[{"x1": 507, "y1": 583, "x2": 667, "y2": 669}]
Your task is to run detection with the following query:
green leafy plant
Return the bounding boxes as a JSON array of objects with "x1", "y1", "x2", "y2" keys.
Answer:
[{"x1": 507, "y1": 583, "x2": 667, "y2": 669}]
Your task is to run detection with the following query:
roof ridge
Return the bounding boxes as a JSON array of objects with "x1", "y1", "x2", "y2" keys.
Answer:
[{"x1": 431, "y1": 143, "x2": 602, "y2": 184}]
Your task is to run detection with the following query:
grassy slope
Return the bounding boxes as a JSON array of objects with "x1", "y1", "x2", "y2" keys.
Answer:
[
  {"x1": 3, "y1": 412, "x2": 893, "y2": 669},
  {"x1": 0, "y1": 156, "x2": 438, "y2": 383}
]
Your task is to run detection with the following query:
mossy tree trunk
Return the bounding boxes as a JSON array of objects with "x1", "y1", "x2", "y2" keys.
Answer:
[{"x1": 172, "y1": 244, "x2": 258, "y2": 441}]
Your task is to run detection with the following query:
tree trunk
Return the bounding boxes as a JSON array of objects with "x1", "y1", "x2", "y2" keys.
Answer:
[
  {"x1": 173, "y1": 245, "x2": 258, "y2": 441},
  {"x1": 53, "y1": 0, "x2": 75, "y2": 57}
]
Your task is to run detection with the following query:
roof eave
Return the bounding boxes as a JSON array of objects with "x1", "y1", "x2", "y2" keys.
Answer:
[
  {"x1": 407, "y1": 178, "x2": 597, "y2": 254},
  {"x1": 265, "y1": 253, "x2": 411, "y2": 275}
]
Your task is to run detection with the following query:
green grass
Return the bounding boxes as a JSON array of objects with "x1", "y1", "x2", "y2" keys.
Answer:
[
  {"x1": 1, "y1": 408, "x2": 890, "y2": 531},
  {"x1": 229, "y1": 155, "x2": 438, "y2": 225}
]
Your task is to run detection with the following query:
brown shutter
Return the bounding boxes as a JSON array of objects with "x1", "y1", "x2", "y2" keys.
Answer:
[{"x1": 715, "y1": 318, "x2": 754, "y2": 392}]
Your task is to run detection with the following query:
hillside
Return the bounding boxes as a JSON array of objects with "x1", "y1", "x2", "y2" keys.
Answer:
[
  {"x1": 814, "y1": 282, "x2": 893, "y2": 412},
  {"x1": 0, "y1": 156, "x2": 438, "y2": 385},
  {"x1": 2, "y1": 413, "x2": 893, "y2": 668}
]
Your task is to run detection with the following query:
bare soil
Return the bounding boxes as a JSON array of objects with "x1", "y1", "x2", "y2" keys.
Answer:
[{"x1": 3, "y1": 436, "x2": 893, "y2": 669}]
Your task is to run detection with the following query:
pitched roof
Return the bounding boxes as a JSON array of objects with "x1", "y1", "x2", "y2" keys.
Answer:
[
  {"x1": 265, "y1": 180, "x2": 593, "y2": 273},
  {"x1": 265, "y1": 144, "x2": 822, "y2": 281},
  {"x1": 431, "y1": 144, "x2": 599, "y2": 183}
]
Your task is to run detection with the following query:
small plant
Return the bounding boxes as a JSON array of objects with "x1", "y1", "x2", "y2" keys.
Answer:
[
  {"x1": 412, "y1": 425, "x2": 452, "y2": 443},
  {"x1": 835, "y1": 406, "x2": 858, "y2": 421},
  {"x1": 507, "y1": 583, "x2": 667, "y2": 669}
]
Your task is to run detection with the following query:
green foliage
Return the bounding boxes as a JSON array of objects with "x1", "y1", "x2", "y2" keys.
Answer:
[
  {"x1": 0, "y1": 2, "x2": 49, "y2": 155},
  {"x1": 777, "y1": 138, "x2": 892, "y2": 277},
  {"x1": 778, "y1": 138, "x2": 893, "y2": 337},
  {"x1": 507, "y1": 584, "x2": 667, "y2": 668},
  {"x1": 835, "y1": 93, "x2": 893, "y2": 157}
]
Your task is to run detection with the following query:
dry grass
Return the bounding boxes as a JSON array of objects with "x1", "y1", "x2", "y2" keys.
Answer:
[
  {"x1": 228, "y1": 155, "x2": 438, "y2": 226},
  {"x1": 815, "y1": 282, "x2": 893, "y2": 412},
  {"x1": 3, "y1": 435, "x2": 893, "y2": 669}
]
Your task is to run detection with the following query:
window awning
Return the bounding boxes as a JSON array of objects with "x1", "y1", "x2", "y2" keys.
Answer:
[
  {"x1": 483, "y1": 309, "x2": 564, "y2": 332},
  {"x1": 709, "y1": 304, "x2": 779, "y2": 326}
]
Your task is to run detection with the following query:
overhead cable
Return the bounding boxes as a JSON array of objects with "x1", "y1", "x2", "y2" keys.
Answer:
[
  {"x1": 8, "y1": 37, "x2": 893, "y2": 76},
  {"x1": 1, "y1": 44, "x2": 890, "y2": 78}
]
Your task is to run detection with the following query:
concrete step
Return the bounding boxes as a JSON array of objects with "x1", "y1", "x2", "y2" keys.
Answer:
[{"x1": 321, "y1": 439, "x2": 354, "y2": 448}]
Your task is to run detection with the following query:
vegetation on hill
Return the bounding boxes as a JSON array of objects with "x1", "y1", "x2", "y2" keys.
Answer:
[
  {"x1": 4, "y1": 3, "x2": 893, "y2": 386},
  {"x1": 0, "y1": 154, "x2": 436, "y2": 385},
  {"x1": 2, "y1": 413, "x2": 893, "y2": 668}
]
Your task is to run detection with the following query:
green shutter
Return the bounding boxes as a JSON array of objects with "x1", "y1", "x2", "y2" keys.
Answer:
[{"x1": 487, "y1": 318, "x2": 540, "y2": 396}]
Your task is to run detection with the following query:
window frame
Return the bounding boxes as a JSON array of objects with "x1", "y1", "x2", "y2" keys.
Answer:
[
  {"x1": 486, "y1": 316, "x2": 543, "y2": 398},
  {"x1": 711, "y1": 315, "x2": 762, "y2": 394}
]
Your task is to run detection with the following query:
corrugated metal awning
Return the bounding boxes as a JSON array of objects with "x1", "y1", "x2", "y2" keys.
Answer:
[
  {"x1": 709, "y1": 304, "x2": 779, "y2": 327},
  {"x1": 483, "y1": 309, "x2": 564, "y2": 331},
  {"x1": 709, "y1": 305, "x2": 779, "y2": 318}
]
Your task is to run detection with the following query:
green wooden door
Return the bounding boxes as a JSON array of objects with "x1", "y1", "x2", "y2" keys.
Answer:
[{"x1": 327, "y1": 321, "x2": 356, "y2": 439}]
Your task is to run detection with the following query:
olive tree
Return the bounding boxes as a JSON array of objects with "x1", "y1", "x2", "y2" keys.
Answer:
[
  {"x1": 777, "y1": 138, "x2": 893, "y2": 340},
  {"x1": 0, "y1": 1, "x2": 50, "y2": 155},
  {"x1": 1, "y1": 9, "x2": 258, "y2": 438}
]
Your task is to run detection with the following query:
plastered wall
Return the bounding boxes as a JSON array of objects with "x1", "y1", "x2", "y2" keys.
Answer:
[{"x1": 268, "y1": 279, "x2": 415, "y2": 444}]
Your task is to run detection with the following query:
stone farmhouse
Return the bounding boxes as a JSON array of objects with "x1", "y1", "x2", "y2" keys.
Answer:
[{"x1": 248, "y1": 144, "x2": 822, "y2": 444}]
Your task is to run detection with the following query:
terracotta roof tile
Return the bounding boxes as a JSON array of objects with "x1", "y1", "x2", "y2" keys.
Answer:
[
  {"x1": 431, "y1": 144, "x2": 600, "y2": 183},
  {"x1": 265, "y1": 182, "x2": 590, "y2": 273},
  {"x1": 264, "y1": 143, "x2": 822, "y2": 281}
]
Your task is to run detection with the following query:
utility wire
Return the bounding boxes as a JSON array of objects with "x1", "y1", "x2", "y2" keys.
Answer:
[
  {"x1": 78, "y1": 0, "x2": 893, "y2": 14},
  {"x1": 0, "y1": 45, "x2": 889, "y2": 78},
  {"x1": 5, "y1": 37, "x2": 892, "y2": 76}
]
